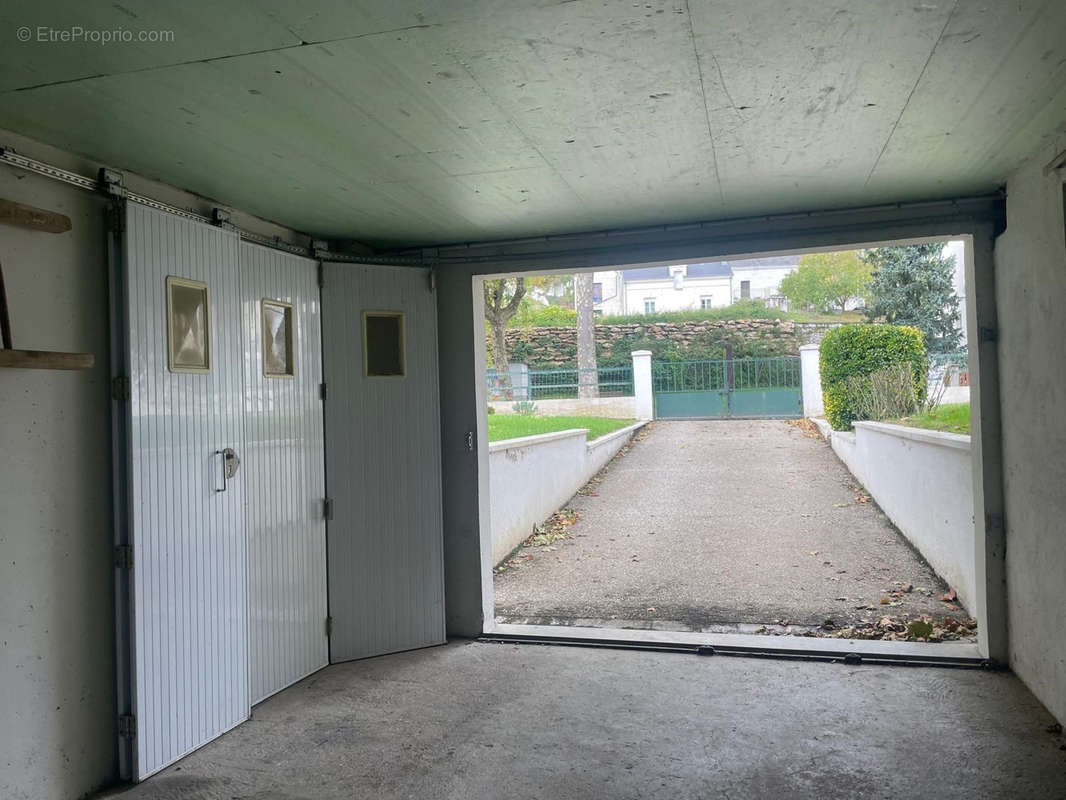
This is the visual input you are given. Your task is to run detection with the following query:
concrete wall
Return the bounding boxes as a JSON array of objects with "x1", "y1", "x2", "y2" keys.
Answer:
[
  {"x1": 818, "y1": 420, "x2": 975, "y2": 610},
  {"x1": 488, "y1": 423, "x2": 644, "y2": 564},
  {"x1": 0, "y1": 143, "x2": 116, "y2": 800},
  {"x1": 994, "y1": 135, "x2": 1066, "y2": 724},
  {"x1": 0, "y1": 129, "x2": 310, "y2": 800},
  {"x1": 488, "y1": 396, "x2": 636, "y2": 418}
]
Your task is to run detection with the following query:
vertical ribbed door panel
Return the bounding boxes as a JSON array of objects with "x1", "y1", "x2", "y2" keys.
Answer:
[
  {"x1": 239, "y1": 243, "x2": 328, "y2": 704},
  {"x1": 322, "y1": 263, "x2": 446, "y2": 662},
  {"x1": 123, "y1": 202, "x2": 248, "y2": 779}
]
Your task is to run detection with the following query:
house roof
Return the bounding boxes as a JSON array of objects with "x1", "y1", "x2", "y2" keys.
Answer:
[
  {"x1": 729, "y1": 255, "x2": 801, "y2": 270},
  {"x1": 621, "y1": 262, "x2": 732, "y2": 282}
]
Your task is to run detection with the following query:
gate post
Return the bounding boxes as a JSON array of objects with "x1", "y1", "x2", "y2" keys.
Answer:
[
  {"x1": 800, "y1": 343, "x2": 823, "y2": 417},
  {"x1": 631, "y1": 350, "x2": 654, "y2": 420}
]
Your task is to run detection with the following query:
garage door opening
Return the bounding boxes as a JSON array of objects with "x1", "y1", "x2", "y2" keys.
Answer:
[{"x1": 477, "y1": 237, "x2": 983, "y2": 659}]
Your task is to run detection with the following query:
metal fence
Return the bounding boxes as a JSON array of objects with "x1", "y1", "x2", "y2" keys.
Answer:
[
  {"x1": 652, "y1": 357, "x2": 801, "y2": 394},
  {"x1": 486, "y1": 365, "x2": 633, "y2": 400}
]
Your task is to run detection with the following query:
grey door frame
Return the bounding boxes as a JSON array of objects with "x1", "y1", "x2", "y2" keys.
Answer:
[{"x1": 429, "y1": 195, "x2": 1007, "y2": 666}]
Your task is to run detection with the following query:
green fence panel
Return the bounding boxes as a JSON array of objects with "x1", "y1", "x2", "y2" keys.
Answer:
[{"x1": 652, "y1": 357, "x2": 802, "y2": 419}]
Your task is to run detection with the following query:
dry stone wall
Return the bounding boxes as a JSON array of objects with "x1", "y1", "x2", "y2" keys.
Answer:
[{"x1": 498, "y1": 320, "x2": 838, "y2": 368}]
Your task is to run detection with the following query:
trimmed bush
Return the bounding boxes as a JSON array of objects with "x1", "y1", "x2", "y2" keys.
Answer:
[{"x1": 819, "y1": 324, "x2": 926, "y2": 430}]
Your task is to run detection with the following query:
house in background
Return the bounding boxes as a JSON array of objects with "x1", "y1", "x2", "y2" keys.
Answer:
[
  {"x1": 594, "y1": 256, "x2": 799, "y2": 315},
  {"x1": 729, "y1": 255, "x2": 802, "y2": 308},
  {"x1": 593, "y1": 262, "x2": 733, "y2": 315}
]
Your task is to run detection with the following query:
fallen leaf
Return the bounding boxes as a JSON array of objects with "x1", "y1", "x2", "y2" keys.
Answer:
[{"x1": 938, "y1": 587, "x2": 958, "y2": 602}]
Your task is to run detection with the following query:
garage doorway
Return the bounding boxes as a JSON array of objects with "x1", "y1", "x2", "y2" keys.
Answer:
[{"x1": 475, "y1": 237, "x2": 986, "y2": 662}]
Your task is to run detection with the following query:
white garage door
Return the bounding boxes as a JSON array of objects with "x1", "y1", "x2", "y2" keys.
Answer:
[{"x1": 115, "y1": 203, "x2": 329, "y2": 779}]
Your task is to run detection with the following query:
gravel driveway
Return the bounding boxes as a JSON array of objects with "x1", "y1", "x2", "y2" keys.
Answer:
[{"x1": 493, "y1": 420, "x2": 972, "y2": 633}]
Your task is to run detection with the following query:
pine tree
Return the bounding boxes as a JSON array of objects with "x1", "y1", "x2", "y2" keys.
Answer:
[{"x1": 862, "y1": 244, "x2": 961, "y2": 353}]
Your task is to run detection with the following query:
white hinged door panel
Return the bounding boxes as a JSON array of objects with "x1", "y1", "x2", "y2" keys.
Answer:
[
  {"x1": 240, "y1": 242, "x2": 328, "y2": 703},
  {"x1": 123, "y1": 201, "x2": 247, "y2": 779},
  {"x1": 322, "y1": 263, "x2": 445, "y2": 661}
]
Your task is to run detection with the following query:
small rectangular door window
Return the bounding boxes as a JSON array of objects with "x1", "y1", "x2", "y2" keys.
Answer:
[
  {"x1": 166, "y1": 276, "x2": 210, "y2": 373},
  {"x1": 363, "y1": 311, "x2": 405, "y2": 377},
  {"x1": 262, "y1": 300, "x2": 294, "y2": 378},
  {"x1": 740, "y1": 280, "x2": 751, "y2": 299}
]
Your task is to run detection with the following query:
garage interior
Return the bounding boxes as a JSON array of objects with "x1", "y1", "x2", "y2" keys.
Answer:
[{"x1": 1, "y1": 1, "x2": 1065, "y2": 798}]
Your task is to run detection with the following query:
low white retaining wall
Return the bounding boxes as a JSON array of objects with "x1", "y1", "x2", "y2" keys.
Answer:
[
  {"x1": 489, "y1": 422, "x2": 646, "y2": 565},
  {"x1": 488, "y1": 396, "x2": 636, "y2": 417},
  {"x1": 815, "y1": 418, "x2": 975, "y2": 610}
]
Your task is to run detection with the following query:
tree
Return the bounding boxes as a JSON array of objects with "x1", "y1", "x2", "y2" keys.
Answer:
[
  {"x1": 484, "y1": 278, "x2": 525, "y2": 396},
  {"x1": 574, "y1": 272, "x2": 598, "y2": 398},
  {"x1": 862, "y1": 244, "x2": 961, "y2": 353},
  {"x1": 779, "y1": 251, "x2": 871, "y2": 313}
]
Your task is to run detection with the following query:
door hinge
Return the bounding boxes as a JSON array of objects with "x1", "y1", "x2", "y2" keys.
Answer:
[
  {"x1": 326, "y1": 616, "x2": 333, "y2": 637},
  {"x1": 112, "y1": 376, "x2": 131, "y2": 402},
  {"x1": 324, "y1": 497, "x2": 334, "y2": 521},
  {"x1": 319, "y1": 382, "x2": 327, "y2": 401},
  {"x1": 118, "y1": 715, "x2": 136, "y2": 738},
  {"x1": 114, "y1": 544, "x2": 134, "y2": 570}
]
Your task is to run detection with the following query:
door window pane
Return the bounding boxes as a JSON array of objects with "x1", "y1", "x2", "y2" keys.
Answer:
[
  {"x1": 262, "y1": 300, "x2": 294, "y2": 378},
  {"x1": 364, "y1": 312, "x2": 405, "y2": 377},
  {"x1": 166, "y1": 276, "x2": 210, "y2": 373}
]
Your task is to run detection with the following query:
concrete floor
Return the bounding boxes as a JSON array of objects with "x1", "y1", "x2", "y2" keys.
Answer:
[
  {"x1": 99, "y1": 641, "x2": 1066, "y2": 800},
  {"x1": 495, "y1": 420, "x2": 970, "y2": 632}
]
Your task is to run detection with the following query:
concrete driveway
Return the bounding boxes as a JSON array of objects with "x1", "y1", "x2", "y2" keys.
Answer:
[{"x1": 493, "y1": 420, "x2": 972, "y2": 633}]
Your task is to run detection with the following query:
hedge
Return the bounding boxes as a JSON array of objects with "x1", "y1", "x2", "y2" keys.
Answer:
[{"x1": 819, "y1": 324, "x2": 926, "y2": 430}]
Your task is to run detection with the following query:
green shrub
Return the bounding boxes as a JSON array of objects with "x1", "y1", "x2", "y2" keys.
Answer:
[{"x1": 819, "y1": 324, "x2": 926, "y2": 430}]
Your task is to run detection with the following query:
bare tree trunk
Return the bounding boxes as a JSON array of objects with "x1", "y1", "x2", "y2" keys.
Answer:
[
  {"x1": 575, "y1": 272, "x2": 598, "y2": 399},
  {"x1": 492, "y1": 324, "x2": 511, "y2": 399},
  {"x1": 484, "y1": 278, "x2": 525, "y2": 401}
]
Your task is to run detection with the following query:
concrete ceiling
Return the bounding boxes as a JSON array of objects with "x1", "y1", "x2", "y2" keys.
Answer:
[{"x1": 1, "y1": 1, "x2": 1064, "y2": 248}]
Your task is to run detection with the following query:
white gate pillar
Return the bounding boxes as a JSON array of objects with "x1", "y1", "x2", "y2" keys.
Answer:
[
  {"x1": 800, "y1": 343, "x2": 823, "y2": 418},
  {"x1": 631, "y1": 350, "x2": 654, "y2": 420}
]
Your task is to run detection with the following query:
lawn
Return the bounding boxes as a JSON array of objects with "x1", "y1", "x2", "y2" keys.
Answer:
[
  {"x1": 487, "y1": 415, "x2": 635, "y2": 442},
  {"x1": 894, "y1": 403, "x2": 971, "y2": 434}
]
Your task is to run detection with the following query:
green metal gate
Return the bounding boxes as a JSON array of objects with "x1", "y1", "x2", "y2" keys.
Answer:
[{"x1": 652, "y1": 357, "x2": 802, "y2": 419}]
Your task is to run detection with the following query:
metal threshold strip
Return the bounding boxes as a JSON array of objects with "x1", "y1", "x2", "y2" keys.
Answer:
[{"x1": 481, "y1": 623, "x2": 990, "y2": 669}]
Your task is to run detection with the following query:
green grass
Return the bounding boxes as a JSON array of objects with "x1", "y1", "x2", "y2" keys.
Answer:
[
  {"x1": 894, "y1": 403, "x2": 971, "y2": 434},
  {"x1": 487, "y1": 415, "x2": 635, "y2": 442}
]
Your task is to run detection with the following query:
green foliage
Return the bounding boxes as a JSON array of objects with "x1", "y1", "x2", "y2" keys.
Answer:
[
  {"x1": 862, "y1": 244, "x2": 961, "y2": 353},
  {"x1": 897, "y1": 403, "x2": 970, "y2": 434},
  {"x1": 512, "y1": 400, "x2": 537, "y2": 416},
  {"x1": 508, "y1": 298, "x2": 578, "y2": 327},
  {"x1": 819, "y1": 324, "x2": 927, "y2": 430},
  {"x1": 779, "y1": 251, "x2": 871, "y2": 313},
  {"x1": 486, "y1": 414, "x2": 634, "y2": 442},
  {"x1": 600, "y1": 300, "x2": 785, "y2": 325}
]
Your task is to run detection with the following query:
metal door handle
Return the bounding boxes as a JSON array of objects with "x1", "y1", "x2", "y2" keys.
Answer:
[{"x1": 214, "y1": 447, "x2": 240, "y2": 492}]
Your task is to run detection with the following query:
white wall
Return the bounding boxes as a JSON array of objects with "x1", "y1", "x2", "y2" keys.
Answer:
[
  {"x1": 489, "y1": 396, "x2": 636, "y2": 418},
  {"x1": 0, "y1": 129, "x2": 310, "y2": 800},
  {"x1": 819, "y1": 421, "x2": 975, "y2": 610},
  {"x1": 593, "y1": 270, "x2": 626, "y2": 315},
  {"x1": 488, "y1": 423, "x2": 644, "y2": 564},
  {"x1": 624, "y1": 276, "x2": 731, "y2": 313},
  {"x1": 994, "y1": 135, "x2": 1066, "y2": 724}
]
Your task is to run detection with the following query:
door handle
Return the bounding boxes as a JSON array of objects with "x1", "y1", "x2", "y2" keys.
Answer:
[{"x1": 214, "y1": 447, "x2": 240, "y2": 492}]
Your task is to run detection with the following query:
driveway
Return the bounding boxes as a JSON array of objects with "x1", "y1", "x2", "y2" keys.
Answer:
[{"x1": 494, "y1": 420, "x2": 972, "y2": 634}]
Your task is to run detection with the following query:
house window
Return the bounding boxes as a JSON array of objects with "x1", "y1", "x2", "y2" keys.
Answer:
[
  {"x1": 166, "y1": 276, "x2": 210, "y2": 373},
  {"x1": 740, "y1": 280, "x2": 751, "y2": 299},
  {"x1": 700, "y1": 296, "x2": 713, "y2": 309},
  {"x1": 363, "y1": 311, "x2": 405, "y2": 377},
  {"x1": 262, "y1": 300, "x2": 294, "y2": 378},
  {"x1": 643, "y1": 298, "x2": 656, "y2": 314},
  {"x1": 593, "y1": 282, "x2": 603, "y2": 303}
]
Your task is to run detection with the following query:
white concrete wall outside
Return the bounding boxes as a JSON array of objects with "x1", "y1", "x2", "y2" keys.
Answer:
[
  {"x1": 632, "y1": 350, "x2": 654, "y2": 420},
  {"x1": 799, "y1": 343, "x2": 824, "y2": 417},
  {"x1": 489, "y1": 396, "x2": 636, "y2": 417},
  {"x1": 817, "y1": 420, "x2": 975, "y2": 611},
  {"x1": 488, "y1": 423, "x2": 645, "y2": 565},
  {"x1": 995, "y1": 135, "x2": 1066, "y2": 724}
]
